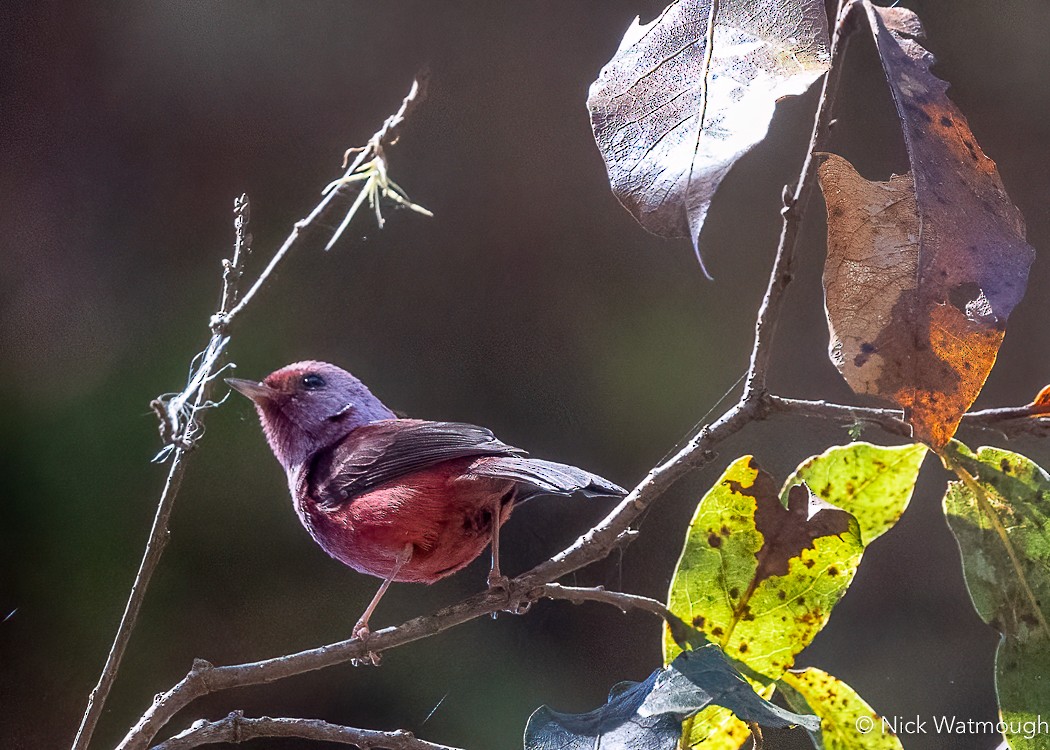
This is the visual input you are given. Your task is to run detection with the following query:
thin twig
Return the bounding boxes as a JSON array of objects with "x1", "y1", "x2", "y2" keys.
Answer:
[
  {"x1": 73, "y1": 76, "x2": 429, "y2": 750},
  {"x1": 539, "y1": 583, "x2": 696, "y2": 646},
  {"x1": 766, "y1": 395, "x2": 1050, "y2": 440},
  {"x1": 71, "y1": 196, "x2": 251, "y2": 750},
  {"x1": 744, "y1": 0, "x2": 859, "y2": 401},
  {"x1": 151, "y1": 713, "x2": 461, "y2": 750},
  {"x1": 222, "y1": 73, "x2": 428, "y2": 322}
]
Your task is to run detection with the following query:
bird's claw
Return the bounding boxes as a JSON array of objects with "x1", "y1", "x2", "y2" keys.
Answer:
[
  {"x1": 487, "y1": 574, "x2": 532, "y2": 616},
  {"x1": 350, "y1": 623, "x2": 381, "y2": 667}
]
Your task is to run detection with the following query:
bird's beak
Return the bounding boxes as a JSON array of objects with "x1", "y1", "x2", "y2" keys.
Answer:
[{"x1": 226, "y1": 378, "x2": 278, "y2": 403}]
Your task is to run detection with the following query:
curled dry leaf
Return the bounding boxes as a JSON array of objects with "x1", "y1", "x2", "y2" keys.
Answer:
[
  {"x1": 1029, "y1": 384, "x2": 1050, "y2": 413},
  {"x1": 588, "y1": 0, "x2": 830, "y2": 274},
  {"x1": 818, "y1": 4, "x2": 1035, "y2": 447}
]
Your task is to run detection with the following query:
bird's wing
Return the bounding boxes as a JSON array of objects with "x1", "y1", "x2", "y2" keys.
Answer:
[
  {"x1": 308, "y1": 419, "x2": 526, "y2": 506},
  {"x1": 463, "y1": 457, "x2": 627, "y2": 500}
]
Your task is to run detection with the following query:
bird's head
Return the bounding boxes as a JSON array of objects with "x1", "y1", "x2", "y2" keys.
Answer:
[{"x1": 227, "y1": 361, "x2": 395, "y2": 471}]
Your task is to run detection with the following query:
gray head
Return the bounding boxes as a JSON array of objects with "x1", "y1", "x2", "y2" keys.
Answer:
[{"x1": 227, "y1": 360, "x2": 395, "y2": 470}]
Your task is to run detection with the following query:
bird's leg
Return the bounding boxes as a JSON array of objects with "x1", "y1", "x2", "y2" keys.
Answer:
[
  {"x1": 351, "y1": 543, "x2": 412, "y2": 666},
  {"x1": 486, "y1": 497, "x2": 530, "y2": 616},
  {"x1": 486, "y1": 500, "x2": 507, "y2": 591}
]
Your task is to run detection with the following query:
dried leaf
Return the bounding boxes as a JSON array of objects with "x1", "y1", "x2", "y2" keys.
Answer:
[
  {"x1": 819, "y1": 4, "x2": 1035, "y2": 447},
  {"x1": 588, "y1": 0, "x2": 830, "y2": 273},
  {"x1": 1030, "y1": 384, "x2": 1050, "y2": 413}
]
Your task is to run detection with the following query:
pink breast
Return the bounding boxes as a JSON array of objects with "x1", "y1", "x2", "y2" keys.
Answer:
[{"x1": 298, "y1": 458, "x2": 515, "y2": 584}]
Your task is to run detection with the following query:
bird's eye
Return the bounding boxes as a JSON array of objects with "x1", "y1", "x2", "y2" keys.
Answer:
[{"x1": 301, "y1": 374, "x2": 326, "y2": 390}]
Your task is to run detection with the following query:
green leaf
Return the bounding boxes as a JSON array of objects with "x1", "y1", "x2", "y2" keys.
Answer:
[
  {"x1": 665, "y1": 456, "x2": 863, "y2": 678},
  {"x1": 943, "y1": 443, "x2": 1050, "y2": 750},
  {"x1": 784, "y1": 442, "x2": 927, "y2": 546},
  {"x1": 524, "y1": 646, "x2": 818, "y2": 750},
  {"x1": 781, "y1": 668, "x2": 903, "y2": 750},
  {"x1": 680, "y1": 700, "x2": 764, "y2": 749}
]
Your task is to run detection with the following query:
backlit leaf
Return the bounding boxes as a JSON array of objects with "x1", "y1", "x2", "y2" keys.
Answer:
[
  {"x1": 664, "y1": 456, "x2": 863, "y2": 679},
  {"x1": 588, "y1": 0, "x2": 829, "y2": 273},
  {"x1": 781, "y1": 668, "x2": 903, "y2": 750},
  {"x1": 942, "y1": 443, "x2": 1050, "y2": 749},
  {"x1": 819, "y1": 5, "x2": 1034, "y2": 447},
  {"x1": 784, "y1": 441, "x2": 927, "y2": 546},
  {"x1": 680, "y1": 706, "x2": 752, "y2": 750}
]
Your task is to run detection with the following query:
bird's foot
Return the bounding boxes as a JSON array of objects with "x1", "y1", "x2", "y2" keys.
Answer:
[
  {"x1": 487, "y1": 573, "x2": 532, "y2": 616},
  {"x1": 350, "y1": 622, "x2": 381, "y2": 667}
]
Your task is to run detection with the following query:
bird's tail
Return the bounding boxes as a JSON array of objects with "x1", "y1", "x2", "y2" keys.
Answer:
[{"x1": 466, "y1": 456, "x2": 626, "y2": 501}]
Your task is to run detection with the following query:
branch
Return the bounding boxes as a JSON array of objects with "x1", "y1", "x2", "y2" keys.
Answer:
[
  {"x1": 222, "y1": 72, "x2": 429, "y2": 322},
  {"x1": 73, "y1": 76, "x2": 429, "y2": 750},
  {"x1": 744, "y1": 0, "x2": 859, "y2": 399},
  {"x1": 766, "y1": 395, "x2": 1050, "y2": 441},
  {"x1": 71, "y1": 196, "x2": 250, "y2": 750},
  {"x1": 539, "y1": 583, "x2": 696, "y2": 647},
  {"x1": 151, "y1": 713, "x2": 460, "y2": 750}
]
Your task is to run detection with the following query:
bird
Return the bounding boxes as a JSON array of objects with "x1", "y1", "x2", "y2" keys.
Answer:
[{"x1": 227, "y1": 361, "x2": 625, "y2": 651}]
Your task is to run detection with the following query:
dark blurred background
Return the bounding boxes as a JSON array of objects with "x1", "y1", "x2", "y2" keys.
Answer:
[{"x1": 2, "y1": 2, "x2": 1048, "y2": 749}]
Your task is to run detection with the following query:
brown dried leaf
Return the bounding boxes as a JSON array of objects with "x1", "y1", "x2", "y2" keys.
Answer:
[
  {"x1": 1031, "y1": 384, "x2": 1050, "y2": 412},
  {"x1": 818, "y1": 154, "x2": 1004, "y2": 447},
  {"x1": 588, "y1": 0, "x2": 830, "y2": 274},
  {"x1": 817, "y1": 4, "x2": 1035, "y2": 447}
]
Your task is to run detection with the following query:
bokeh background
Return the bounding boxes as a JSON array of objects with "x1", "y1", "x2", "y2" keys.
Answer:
[{"x1": 3, "y1": 2, "x2": 1049, "y2": 749}]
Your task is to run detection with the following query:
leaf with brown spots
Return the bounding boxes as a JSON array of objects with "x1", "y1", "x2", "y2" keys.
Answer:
[
  {"x1": 587, "y1": 0, "x2": 830, "y2": 274},
  {"x1": 818, "y1": 4, "x2": 1035, "y2": 447},
  {"x1": 780, "y1": 668, "x2": 903, "y2": 750},
  {"x1": 784, "y1": 442, "x2": 927, "y2": 546},
  {"x1": 942, "y1": 443, "x2": 1050, "y2": 749},
  {"x1": 664, "y1": 456, "x2": 863, "y2": 682}
]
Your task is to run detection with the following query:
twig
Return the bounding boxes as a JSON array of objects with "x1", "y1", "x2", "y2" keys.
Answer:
[
  {"x1": 744, "y1": 0, "x2": 859, "y2": 400},
  {"x1": 221, "y1": 73, "x2": 428, "y2": 322},
  {"x1": 539, "y1": 583, "x2": 696, "y2": 646},
  {"x1": 73, "y1": 76, "x2": 429, "y2": 750},
  {"x1": 766, "y1": 395, "x2": 1050, "y2": 440},
  {"x1": 71, "y1": 196, "x2": 250, "y2": 750},
  {"x1": 151, "y1": 713, "x2": 461, "y2": 750}
]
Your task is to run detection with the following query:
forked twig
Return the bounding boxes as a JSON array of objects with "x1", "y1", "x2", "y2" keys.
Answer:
[{"x1": 71, "y1": 77, "x2": 429, "y2": 750}]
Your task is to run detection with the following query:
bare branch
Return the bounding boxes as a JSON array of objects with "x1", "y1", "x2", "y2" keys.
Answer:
[
  {"x1": 766, "y1": 395, "x2": 1050, "y2": 441},
  {"x1": 151, "y1": 713, "x2": 460, "y2": 750},
  {"x1": 115, "y1": 399, "x2": 757, "y2": 750},
  {"x1": 963, "y1": 404, "x2": 1050, "y2": 439},
  {"x1": 744, "y1": 0, "x2": 860, "y2": 400},
  {"x1": 223, "y1": 72, "x2": 429, "y2": 320},
  {"x1": 72, "y1": 195, "x2": 251, "y2": 750},
  {"x1": 73, "y1": 76, "x2": 430, "y2": 750}
]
